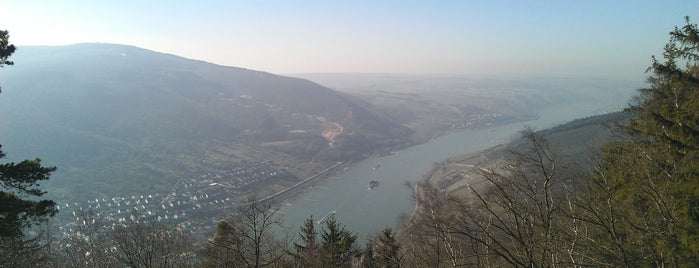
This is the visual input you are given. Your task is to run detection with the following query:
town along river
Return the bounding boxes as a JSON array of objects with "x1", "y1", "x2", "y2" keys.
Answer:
[{"x1": 277, "y1": 101, "x2": 620, "y2": 240}]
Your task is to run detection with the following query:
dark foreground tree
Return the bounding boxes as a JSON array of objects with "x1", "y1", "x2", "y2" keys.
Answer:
[
  {"x1": 361, "y1": 228, "x2": 402, "y2": 268},
  {"x1": 0, "y1": 29, "x2": 57, "y2": 266},
  {"x1": 0, "y1": 29, "x2": 16, "y2": 93},
  {"x1": 320, "y1": 219, "x2": 358, "y2": 267},
  {"x1": 0, "y1": 30, "x2": 15, "y2": 67},
  {"x1": 292, "y1": 215, "x2": 321, "y2": 267},
  {"x1": 575, "y1": 17, "x2": 699, "y2": 266},
  {"x1": 0, "y1": 146, "x2": 57, "y2": 238}
]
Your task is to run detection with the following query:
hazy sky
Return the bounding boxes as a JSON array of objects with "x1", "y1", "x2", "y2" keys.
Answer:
[{"x1": 0, "y1": 1, "x2": 695, "y2": 78}]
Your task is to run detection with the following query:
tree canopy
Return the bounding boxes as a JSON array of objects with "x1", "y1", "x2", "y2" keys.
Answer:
[
  {"x1": 595, "y1": 16, "x2": 699, "y2": 265},
  {"x1": 0, "y1": 30, "x2": 15, "y2": 67},
  {"x1": 0, "y1": 29, "x2": 58, "y2": 266}
]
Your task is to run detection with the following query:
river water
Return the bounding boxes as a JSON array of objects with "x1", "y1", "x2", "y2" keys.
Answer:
[{"x1": 277, "y1": 101, "x2": 622, "y2": 240}]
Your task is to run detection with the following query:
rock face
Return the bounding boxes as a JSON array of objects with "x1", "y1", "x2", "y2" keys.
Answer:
[{"x1": 0, "y1": 43, "x2": 413, "y2": 198}]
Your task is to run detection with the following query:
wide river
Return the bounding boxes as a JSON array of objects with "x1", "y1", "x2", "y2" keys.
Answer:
[{"x1": 277, "y1": 101, "x2": 622, "y2": 240}]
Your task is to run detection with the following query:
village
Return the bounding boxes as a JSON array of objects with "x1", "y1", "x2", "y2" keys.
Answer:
[{"x1": 52, "y1": 160, "x2": 297, "y2": 240}]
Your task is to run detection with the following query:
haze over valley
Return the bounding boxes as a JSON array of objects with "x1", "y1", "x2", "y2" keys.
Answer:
[
  {"x1": 1, "y1": 1, "x2": 696, "y2": 266},
  {"x1": 0, "y1": 43, "x2": 638, "y2": 241}
]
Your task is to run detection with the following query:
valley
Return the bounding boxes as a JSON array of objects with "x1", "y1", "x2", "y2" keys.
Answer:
[
  {"x1": 1, "y1": 3, "x2": 694, "y2": 266},
  {"x1": 291, "y1": 73, "x2": 635, "y2": 140},
  {"x1": 0, "y1": 44, "x2": 638, "y2": 245}
]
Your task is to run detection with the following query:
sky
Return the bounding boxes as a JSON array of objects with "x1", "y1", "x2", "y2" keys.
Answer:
[{"x1": 0, "y1": 1, "x2": 696, "y2": 78}]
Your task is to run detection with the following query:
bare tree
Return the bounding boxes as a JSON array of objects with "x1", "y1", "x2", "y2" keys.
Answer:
[
  {"x1": 60, "y1": 209, "x2": 119, "y2": 268},
  {"x1": 111, "y1": 212, "x2": 198, "y2": 268},
  {"x1": 445, "y1": 128, "x2": 586, "y2": 267},
  {"x1": 205, "y1": 195, "x2": 287, "y2": 268},
  {"x1": 0, "y1": 225, "x2": 55, "y2": 268},
  {"x1": 402, "y1": 128, "x2": 589, "y2": 267},
  {"x1": 58, "y1": 209, "x2": 198, "y2": 268},
  {"x1": 401, "y1": 179, "x2": 467, "y2": 267}
]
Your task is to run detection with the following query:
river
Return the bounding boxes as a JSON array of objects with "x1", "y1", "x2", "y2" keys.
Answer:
[{"x1": 277, "y1": 100, "x2": 623, "y2": 240}]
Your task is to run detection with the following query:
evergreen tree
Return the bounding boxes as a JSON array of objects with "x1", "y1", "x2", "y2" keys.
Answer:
[
  {"x1": 581, "y1": 17, "x2": 699, "y2": 266},
  {"x1": 293, "y1": 215, "x2": 320, "y2": 267},
  {"x1": 320, "y1": 219, "x2": 358, "y2": 267},
  {"x1": 0, "y1": 146, "x2": 57, "y2": 238},
  {"x1": 360, "y1": 240, "x2": 377, "y2": 268},
  {"x1": 0, "y1": 30, "x2": 16, "y2": 93},
  {"x1": 0, "y1": 30, "x2": 15, "y2": 67},
  {"x1": 0, "y1": 29, "x2": 57, "y2": 265},
  {"x1": 625, "y1": 16, "x2": 699, "y2": 264},
  {"x1": 374, "y1": 228, "x2": 402, "y2": 268}
]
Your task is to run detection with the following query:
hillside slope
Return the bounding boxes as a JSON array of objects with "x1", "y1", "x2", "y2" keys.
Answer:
[
  {"x1": 425, "y1": 111, "x2": 632, "y2": 194},
  {"x1": 0, "y1": 44, "x2": 413, "y2": 200}
]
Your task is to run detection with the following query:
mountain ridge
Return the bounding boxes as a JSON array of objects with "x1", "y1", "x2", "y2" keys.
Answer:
[{"x1": 0, "y1": 43, "x2": 413, "y2": 200}]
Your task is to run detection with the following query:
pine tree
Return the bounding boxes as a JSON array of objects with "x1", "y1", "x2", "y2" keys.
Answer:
[
  {"x1": 627, "y1": 16, "x2": 699, "y2": 264},
  {"x1": 0, "y1": 30, "x2": 16, "y2": 93},
  {"x1": 321, "y1": 219, "x2": 358, "y2": 267},
  {"x1": 293, "y1": 216, "x2": 320, "y2": 267},
  {"x1": 0, "y1": 146, "x2": 57, "y2": 238},
  {"x1": 360, "y1": 240, "x2": 376, "y2": 268},
  {"x1": 0, "y1": 29, "x2": 57, "y2": 265},
  {"x1": 374, "y1": 228, "x2": 402, "y2": 267},
  {"x1": 582, "y1": 17, "x2": 699, "y2": 266},
  {"x1": 0, "y1": 30, "x2": 15, "y2": 67}
]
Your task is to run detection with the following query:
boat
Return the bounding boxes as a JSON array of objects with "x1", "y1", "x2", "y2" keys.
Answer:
[
  {"x1": 368, "y1": 180, "x2": 380, "y2": 190},
  {"x1": 317, "y1": 210, "x2": 336, "y2": 224},
  {"x1": 372, "y1": 163, "x2": 382, "y2": 170}
]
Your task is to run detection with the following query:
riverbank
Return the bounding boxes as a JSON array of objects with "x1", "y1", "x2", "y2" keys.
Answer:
[
  {"x1": 400, "y1": 143, "x2": 508, "y2": 236},
  {"x1": 255, "y1": 161, "x2": 348, "y2": 203},
  {"x1": 278, "y1": 100, "x2": 617, "y2": 239}
]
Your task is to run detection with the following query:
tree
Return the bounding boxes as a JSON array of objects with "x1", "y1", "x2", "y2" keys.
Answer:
[
  {"x1": 401, "y1": 179, "x2": 460, "y2": 267},
  {"x1": 205, "y1": 196, "x2": 286, "y2": 268},
  {"x1": 292, "y1": 215, "x2": 321, "y2": 267},
  {"x1": 111, "y1": 212, "x2": 197, "y2": 268},
  {"x1": 576, "y1": 17, "x2": 699, "y2": 266},
  {"x1": 57, "y1": 209, "x2": 198, "y2": 268},
  {"x1": 370, "y1": 228, "x2": 402, "y2": 268},
  {"x1": 0, "y1": 30, "x2": 15, "y2": 67},
  {"x1": 450, "y1": 129, "x2": 584, "y2": 266},
  {"x1": 320, "y1": 219, "x2": 358, "y2": 267},
  {"x1": 359, "y1": 240, "x2": 377, "y2": 268},
  {"x1": 60, "y1": 208, "x2": 118, "y2": 267},
  {"x1": 402, "y1": 128, "x2": 585, "y2": 267},
  {"x1": 0, "y1": 29, "x2": 16, "y2": 93},
  {"x1": 0, "y1": 29, "x2": 57, "y2": 265},
  {"x1": 0, "y1": 146, "x2": 57, "y2": 238}
]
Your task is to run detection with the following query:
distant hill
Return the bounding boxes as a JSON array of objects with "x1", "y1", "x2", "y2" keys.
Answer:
[
  {"x1": 291, "y1": 73, "x2": 638, "y2": 141},
  {"x1": 0, "y1": 44, "x2": 413, "y2": 200},
  {"x1": 516, "y1": 110, "x2": 632, "y2": 170},
  {"x1": 427, "y1": 110, "x2": 632, "y2": 195}
]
